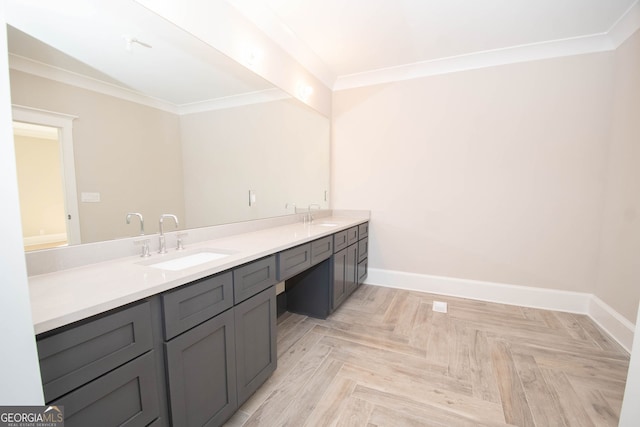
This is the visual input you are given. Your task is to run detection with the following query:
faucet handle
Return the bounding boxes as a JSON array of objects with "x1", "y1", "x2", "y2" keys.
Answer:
[
  {"x1": 134, "y1": 238, "x2": 151, "y2": 258},
  {"x1": 176, "y1": 232, "x2": 188, "y2": 251}
]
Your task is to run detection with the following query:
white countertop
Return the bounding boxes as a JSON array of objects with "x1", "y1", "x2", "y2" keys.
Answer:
[{"x1": 28, "y1": 215, "x2": 368, "y2": 334}]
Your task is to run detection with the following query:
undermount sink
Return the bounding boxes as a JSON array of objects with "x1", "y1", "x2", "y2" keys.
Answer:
[
  {"x1": 141, "y1": 249, "x2": 231, "y2": 271},
  {"x1": 314, "y1": 222, "x2": 339, "y2": 227}
]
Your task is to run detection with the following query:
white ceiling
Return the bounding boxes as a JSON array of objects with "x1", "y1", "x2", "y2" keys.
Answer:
[
  {"x1": 229, "y1": 0, "x2": 640, "y2": 89},
  {"x1": 6, "y1": 0, "x2": 274, "y2": 111},
  {"x1": 5, "y1": 0, "x2": 640, "y2": 102}
]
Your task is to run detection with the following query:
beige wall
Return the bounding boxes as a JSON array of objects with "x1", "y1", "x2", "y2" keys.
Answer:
[
  {"x1": 595, "y1": 30, "x2": 640, "y2": 322},
  {"x1": 332, "y1": 52, "x2": 615, "y2": 294},
  {"x1": 9, "y1": 70, "x2": 184, "y2": 243},
  {"x1": 181, "y1": 98, "x2": 330, "y2": 228},
  {"x1": 13, "y1": 133, "x2": 66, "y2": 238}
]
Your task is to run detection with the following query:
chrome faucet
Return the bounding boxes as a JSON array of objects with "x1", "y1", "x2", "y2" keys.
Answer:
[
  {"x1": 305, "y1": 204, "x2": 321, "y2": 225},
  {"x1": 126, "y1": 212, "x2": 145, "y2": 235},
  {"x1": 158, "y1": 214, "x2": 179, "y2": 254}
]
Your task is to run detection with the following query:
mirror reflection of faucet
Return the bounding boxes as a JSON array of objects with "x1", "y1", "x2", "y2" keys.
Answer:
[
  {"x1": 159, "y1": 214, "x2": 179, "y2": 254},
  {"x1": 126, "y1": 212, "x2": 145, "y2": 235},
  {"x1": 127, "y1": 213, "x2": 151, "y2": 257},
  {"x1": 134, "y1": 238, "x2": 151, "y2": 258},
  {"x1": 176, "y1": 232, "x2": 188, "y2": 251},
  {"x1": 305, "y1": 204, "x2": 321, "y2": 225}
]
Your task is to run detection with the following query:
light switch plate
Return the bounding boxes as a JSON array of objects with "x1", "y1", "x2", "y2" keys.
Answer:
[{"x1": 81, "y1": 192, "x2": 101, "y2": 203}]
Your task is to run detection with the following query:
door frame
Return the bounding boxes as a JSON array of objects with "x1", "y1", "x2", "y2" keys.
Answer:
[{"x1": 12, "y1": 104, "x2": 81, "y2": 245}]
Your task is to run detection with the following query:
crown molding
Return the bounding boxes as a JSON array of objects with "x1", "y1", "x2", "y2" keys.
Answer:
[
  {"x1": 9, "y1": 54, "x2": 180, "y2": 114},
  {"x1": 9, "y1": 54, "x2": 292, "y2": 115},
  {"x1": 177, "y1": 88, "x2": 290, "y2": 115},
  {"x1": 333, "y1": 34, "x2": 613, "y2": 91},
  {"x1": 334, "y1": 1, "x2": 640, "y2": 91},
  {"x1": 609, "y1": 0, "x2": 640, "y2": 47}
]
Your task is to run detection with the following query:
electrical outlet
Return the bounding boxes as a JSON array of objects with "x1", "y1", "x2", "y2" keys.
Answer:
[{"x1": 433, "y1": 301, "x2": 448, "y2": 313}]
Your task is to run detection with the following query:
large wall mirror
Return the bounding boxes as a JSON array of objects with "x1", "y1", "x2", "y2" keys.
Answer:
[{"x1": 6, "y1": 0, "x2": 330, "y2": 251}]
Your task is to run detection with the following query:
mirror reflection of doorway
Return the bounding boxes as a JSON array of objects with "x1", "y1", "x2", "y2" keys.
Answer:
[
  {"x1": 11, "y1": 105, "x2": 81, "y2": 251},
  {"x1": 13, "y1": 121, "x2": 68, "y2": 250}
]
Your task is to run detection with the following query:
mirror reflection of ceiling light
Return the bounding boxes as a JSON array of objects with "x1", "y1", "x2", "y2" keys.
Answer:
[
  {"x1": 123, "y1": 36, "x2": 152, "y2": 52},
  {"x1": 297, "y1": 84, "x2": 313, "y2": 101},
  {"x1": 244, "y1": 47, "x2": 264, "y2": 67}
]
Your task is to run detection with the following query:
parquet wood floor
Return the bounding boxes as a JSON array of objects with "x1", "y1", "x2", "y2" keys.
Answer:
[{"x1": 225, "y1": 285, "x2": 630, "y2": 427}]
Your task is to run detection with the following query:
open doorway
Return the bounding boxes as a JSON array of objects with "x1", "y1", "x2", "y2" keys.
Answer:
[
  {"x1": 12, "y1": 106, "x2": 80, "y2": 250},
  {"x1": 13, "y1": 121, "x2": 68, "y2": 250}
]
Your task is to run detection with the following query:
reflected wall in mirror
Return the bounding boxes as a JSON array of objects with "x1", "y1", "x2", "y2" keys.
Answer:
[{"x1": 6, "y1": 0, "x2": 330, "y2": 250}]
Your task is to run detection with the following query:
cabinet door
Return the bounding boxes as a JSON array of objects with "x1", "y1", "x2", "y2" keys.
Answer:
[
  {"x1": 51, "y1": 352, "x2": 159, "y2": 427},
  {"x1": 332, "y1": 248, "x2": 348, "y2": 310},
  {"x1": 235, "y1": 286, "x2": 277, "y2": 406},
  {"x1": 165, "y1": 309, "x2": 237, "y2": 427},
  {"x1": 345, "y1": 244, "x2": 358, "y2": 297}
]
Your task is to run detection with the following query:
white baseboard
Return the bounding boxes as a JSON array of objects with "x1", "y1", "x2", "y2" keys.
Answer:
[
  {"x1": 23, "y1": 233, "x2": 67, "y2": 246},
  {"x1": 589, "y1": 296, "x2": 635, "y2": 352},
  {"x1": 366, "y1": 268, "x2": 635, "y2": 352}
]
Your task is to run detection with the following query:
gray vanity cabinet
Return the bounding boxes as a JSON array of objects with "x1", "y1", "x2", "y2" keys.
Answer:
[
  {"x1": 164, "y1": 308, "x2": 237, "y2": 427},
  {"x1": 164, "y1": 257, "x2": 277, "y2": 426},
  {"x1": 36, "y1": 302, "x2": 162, "y2": 426},
  {"x1": 33, "y1": 221, "x2": 369, "y2": 427},
  {"x1": 332, "y1": 222, "x2": 369, "y2": 311},
  {"x1": 234, "y1": 286, "x2": 277, "y2": 406},
  {"x1": 233, "y1": 256, "x2": 278, "y2": 406},
  {"x1": 332, "y1": 245, "x2": 357, "y2": 310},
  {"x1": 162, "y1": 271, "x2": 237, "y2": 427},
  {"x1": 333, "y1": 243, "x2": 357, "y2": 311}
]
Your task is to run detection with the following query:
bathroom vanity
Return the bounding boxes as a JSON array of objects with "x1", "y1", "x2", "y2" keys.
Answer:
[{"x1": 29, "y1": 214, "x2": 369, "y2": 427}]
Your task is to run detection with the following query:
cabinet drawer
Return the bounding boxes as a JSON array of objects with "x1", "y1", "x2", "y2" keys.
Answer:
[
  {"x1": 346, "y1": 226, "x2": 359, "y2": 245},
  {"x1": 358, "y1": 222, "x2": 369, "y2": 239},
  {"x1": 233, "y1": 255, "x2": 277, "y2": 304},
  {"x1": 51, "y1": 351, "x2": 159, "y2": 427},
  {"x1": 333, "y1": 230, "x2": 348, "y2": 253},
  {"x1": 277, "y1": 243, "x2": 311, "y2": 280},
  {"x1": 162, "y1": 271, "x2": 233, "y2": 340},
  {"x1": 37, "y1": 302, "x2": 153, "y2": 402},
  {"x1": 311, "y1": 236, "x2": 333, "y2": 265},
  {"x1": 357, "y1": 258, "x2": 368, "y2": 285},
  {"x1": 358, "y1": 237, "x2": 368, "y2": 263}
]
